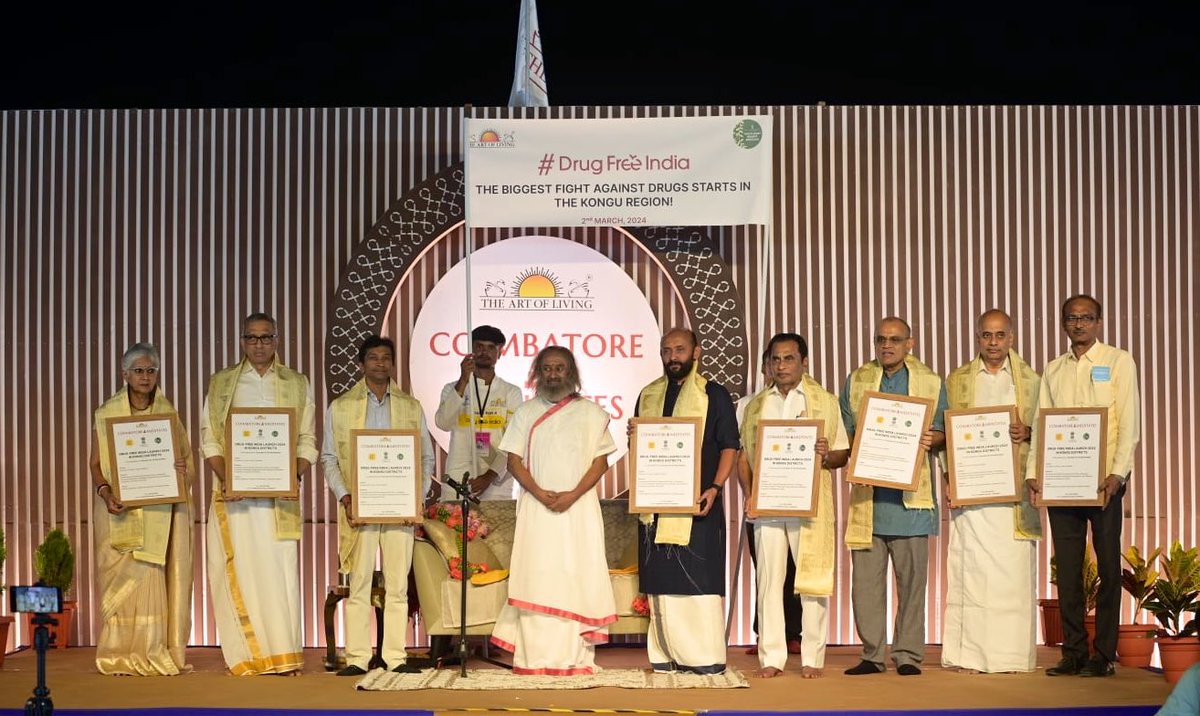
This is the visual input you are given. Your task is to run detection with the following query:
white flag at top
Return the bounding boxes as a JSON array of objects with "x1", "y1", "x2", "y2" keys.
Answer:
[{"x1": 508, "y1": 0, "x2": 548, "y2": 107}]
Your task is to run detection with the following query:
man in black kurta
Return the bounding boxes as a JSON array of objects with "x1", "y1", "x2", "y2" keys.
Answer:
[{"x1": 635, "y1": 328, "x2": 740, "y2": 673}]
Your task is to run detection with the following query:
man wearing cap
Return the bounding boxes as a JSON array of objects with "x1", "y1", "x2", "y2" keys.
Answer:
[{"x1": 435, "y1": 325, "x2": 524, "y2": 500}]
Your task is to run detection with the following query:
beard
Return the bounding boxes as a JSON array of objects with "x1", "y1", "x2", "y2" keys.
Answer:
[
  {"x1": 536, "y1": 378, "x2": 574, "y2": 403},
  {"x1": 664, "y1": 357, "x2": 694, "y2": 381}
]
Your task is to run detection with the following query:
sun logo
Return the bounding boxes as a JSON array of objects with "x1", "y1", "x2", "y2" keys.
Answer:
[
  {"x1": 125, "y1": 439, "x2": 135, "y2": 446},
  {"x1": 1055, "y1": 433, "x2": 1064, "y2": 441},
  {"x1": 876, "y1": 415, "x2": 885, "y2": 423},
  {"x1": 478, "y1": 129, "x2": 502, "y2": 143},
  {"x1": 368, "y1": 452, "x2": 377, "y2": 461},
  {"x1": 242, "y1": 430, "x2": 252, "y2": 437},
  {"x1": 964, "y1": 432, "x2": 972, "y2": 441},
  {"x1": 771, "y1": 443, "x2": 781, "y2": 452},
  {"x1": 512, "y1": 267, "x2": 562, "y2": 297},
  {"x1": 648, "y1": 441, "x2": 657, "y2": 450}
]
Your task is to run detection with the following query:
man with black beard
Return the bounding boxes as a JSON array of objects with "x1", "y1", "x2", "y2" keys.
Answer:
[
  {"x1": 489, "y1": 346, "x2": 619, "y2": 674},
  {"x1": 633, "y1": 328, "x2": 740, "y2": 673}
]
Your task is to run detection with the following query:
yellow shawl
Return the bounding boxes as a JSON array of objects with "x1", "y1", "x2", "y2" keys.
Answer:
[
  {"x1": 636, "y1": 364, "x2": 708, "y2": 545},
  {"x1": 94, "y1": 386, "x2": 195, "y2": 565},
  {"x1": 739, "y1": 373, "x2": 839, "y2": 596},
  {"x1": 207, "y1": 358, "x2": 309, "y2": 540},
  {"x1": 329, "y1": 379, "x2": 423, "y2": 572},
  {"x1": 844, "y1": 354, "x2": 943, "y2": 550},
  {"x1": 944, "y1": 350, "x2": 1042, "y2": 540}
]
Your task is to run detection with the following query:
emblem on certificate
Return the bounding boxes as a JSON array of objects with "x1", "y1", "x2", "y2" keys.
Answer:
[
  {"x1": 749, "y1": 419, "x2": 823, "y2": 518},
  {"x1": 225, "y1": 407, "x2": 297, "y2": 498},
  {"x1": 944, "y1": 406, "x2": 1021, "y2": 506},
  {"x1": 628, "y1": 417, "x2": 701, "y2": 514},
  {"x1": 1036, "y1": 408, "x2": 1108, "y2": 506},
  {"x1": 105, "y1": 415, "x2": 185, "y2": 506},
  {"x1": 846, "y1": 391, "x2": 935, "y2": 491},
  {"x1": 351, "y1": 429, "x2": 423, "y2": 524}
]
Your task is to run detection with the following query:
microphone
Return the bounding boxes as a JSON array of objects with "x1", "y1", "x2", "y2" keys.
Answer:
[{"x1": 442, "y1": 473, "x2": 480, "y2": 504}]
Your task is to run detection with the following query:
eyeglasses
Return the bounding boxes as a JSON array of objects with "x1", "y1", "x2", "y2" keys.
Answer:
[
  {"x1": 127, "y1": 367, "x2": 158, "y2": 375},
  {"x1": 242, "y1": 334, "x2": 276, "y2": 345},
  {"x1": 1063, "y1": 315, "x2": 1097, "y2": 325},
  {"x1": 874, "y1": 335, "x2": 908, "y2": 346}
]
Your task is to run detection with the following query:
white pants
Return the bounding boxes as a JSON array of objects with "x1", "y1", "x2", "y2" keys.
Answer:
[
  {"x1": 754, "y1": 520, "x2": 829, "y2": 669},
  {"x1": 344, "y1": 524, "x2": 415, "y2": 670}
]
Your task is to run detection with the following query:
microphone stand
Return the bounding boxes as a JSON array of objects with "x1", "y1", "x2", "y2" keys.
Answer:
[
  {"x1": 25, "y1": 613, "x2": 55, "y2": 715},
  {"x1": 441, "y1": 472, "x2": 511, "y2": 675}
]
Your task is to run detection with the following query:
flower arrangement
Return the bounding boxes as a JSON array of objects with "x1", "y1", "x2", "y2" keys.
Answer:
[
  {"x1": 422, "y1": 503, "x2": 491, "y2": 542},
  {"x1": 447, "y1": 556, "x2": 491, "y2": 581},
  {"x1": 631, "y1": 594, "x2": 649, "y2": 617}
]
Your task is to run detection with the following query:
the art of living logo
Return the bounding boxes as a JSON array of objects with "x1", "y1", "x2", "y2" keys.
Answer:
[
  {"x1": 479, "y1": 266, "x2": 595, "y2": 311},
  {"x1": 469, "y1": 128, "x2": 516, "y2": 148}
]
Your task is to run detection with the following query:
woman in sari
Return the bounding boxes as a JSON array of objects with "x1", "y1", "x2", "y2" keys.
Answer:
[{"x1": 88, "y1": 342, "x2": 194, "y2": 675}]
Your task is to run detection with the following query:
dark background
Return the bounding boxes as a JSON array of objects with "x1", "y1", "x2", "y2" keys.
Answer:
[{"x1": 3, "y1": 1, "x2": 1196, "y2": 110}]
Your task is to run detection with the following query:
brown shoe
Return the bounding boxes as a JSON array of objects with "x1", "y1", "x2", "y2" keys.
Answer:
[
  {"x1": 744, "y1": 642, "x2": 759, "y2": 655},
  {"x1": 787, "y1": 639, "x2": 802, "y2": 655}
]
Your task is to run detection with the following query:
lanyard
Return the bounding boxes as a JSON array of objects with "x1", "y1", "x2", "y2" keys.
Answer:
[{"x1": 472, "y1": 375, "x2": 494, "y2": 427}]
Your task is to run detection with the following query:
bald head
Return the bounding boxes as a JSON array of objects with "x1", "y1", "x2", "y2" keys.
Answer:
[
  {"x1": 873, "y1": 316, "x2": 914, "y2": 373},
  {"x1": 976, "y1": 309, "x2": 1014, "y2": 369},
  {"x1": 660, "y1": 328, "x2": 700, "y2": 382}
]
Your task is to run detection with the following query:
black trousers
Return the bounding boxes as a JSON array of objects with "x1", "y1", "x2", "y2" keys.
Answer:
[
  {"x1": 746, "y1": 523, "x2": 803, "y2": 640},
  {"x1": 1047, "y1": 484, "x2": 1125, "y2": 663}
]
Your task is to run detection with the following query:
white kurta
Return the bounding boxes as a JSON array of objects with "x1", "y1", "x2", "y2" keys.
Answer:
[
  {"x1": 942, "y1": 361, "x2": 1037, "y2": 673},
  {"x1": 490, "y1": 396, "x2": 618, "y2": 675},
  {"x1": 202, "y1": 364, "x2": 316, "y2": 675},
  {"x1": 434, "y1": 375, "x2": 524, "y2": 500}
]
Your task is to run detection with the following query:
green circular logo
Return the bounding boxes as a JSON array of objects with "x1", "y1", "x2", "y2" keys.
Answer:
[{"x1": 733, "y1": 119, "x2": 763, "y2": 149}]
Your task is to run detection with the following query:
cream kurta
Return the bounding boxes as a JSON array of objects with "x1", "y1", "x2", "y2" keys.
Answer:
[
  {"x1": 201, "y1": 360, "x2": 318, "y2": 675},
  {"x1": 489, "y1": 396, "x2": 618, "y2": 675},
  {"x1": 92, "y1": 388, "x2": 194, "y2": 676}
]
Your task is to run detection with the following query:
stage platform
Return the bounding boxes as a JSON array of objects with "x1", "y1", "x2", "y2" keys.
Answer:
[{"x1": 0, "y1": 644, "x2": 1173, "y2": 715}]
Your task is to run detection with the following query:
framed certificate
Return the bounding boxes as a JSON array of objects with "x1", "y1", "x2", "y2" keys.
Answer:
[
  {"x1": 105, "y1": 415, "x2": 185, "y2": 507},
  {"x1": 628, "y1": 417, "x2": 701, "y2": 514},
  {"x1": 749, "y1": 419, "x2": 823, "y2": 518},
  {"x1": 944, "y1": 406, "x2": 1021, "y2": 506},
  {"x1": 351, "y1": 429, "x2": 423, "y2": 524},
  {"x1": 846, "y1": 391, "x2": 935, "y2": 491},
  {"x1": 1037, "y1": 408, "x2": 1108, "y2": 507},
  {"x1": 225, "y1": 408, "x2": 297, "y2": 498}
]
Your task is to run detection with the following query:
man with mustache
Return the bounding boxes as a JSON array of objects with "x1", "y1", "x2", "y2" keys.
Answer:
[
  {"x1": 839, "y1": 317, "x2": 947, "y2": 677},
  {"x1": 634, "y1": 328, "x2": 739, "y2": 674},
  {"x1": 739, "y1": 332, "x2": 849, "y2": 679},
  {"x1": 489, "y1": 346, "x2": 618, "y2": 675},
  {"x1": 1026, "y1": 294, "x2": 1141, "y2": 678},
  {"x1": 434, "y1": 325, "x2": 524, "y2": 500},
  {"x1": 941, "y1": 310, "x2": 1041, "y2": 673}
]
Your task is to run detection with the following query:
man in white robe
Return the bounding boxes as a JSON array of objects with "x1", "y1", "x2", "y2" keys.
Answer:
[
  {"x1": 202, "y1": 312, "x2": 317, "y2": 675},
  {"x1": 490, "y1": 346, "x2": 618, "y2": 675},
  {"x1": 941, "y1": 310, "x2": 1041, "y2": 673}
]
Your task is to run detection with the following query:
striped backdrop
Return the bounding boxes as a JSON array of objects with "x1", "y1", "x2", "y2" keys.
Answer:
[{"x1": 1, "y1": 105, "x2": 1195, "y2": 652}]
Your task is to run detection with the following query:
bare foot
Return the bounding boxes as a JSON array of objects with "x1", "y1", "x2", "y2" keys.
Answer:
[
  {"x1": 801, "y1": 665, "x2": 824, "y2": 679},
  {"x1": 957, "y1": 667, "x2": 981, "y2": 674},
  {"x1": 756, "y1": 666, "x2": 783, "y2": 678},
  {"x1": 273, "y1": 669, "x2": 302, "y2": 676}
]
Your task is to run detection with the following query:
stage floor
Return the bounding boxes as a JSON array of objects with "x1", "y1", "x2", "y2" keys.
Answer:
[{"x1": 0, "y1": 643, "x2": 1173, "y2": 713}]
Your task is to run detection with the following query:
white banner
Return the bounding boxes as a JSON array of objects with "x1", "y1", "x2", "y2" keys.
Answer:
[{"x1": 464, "y1": 116, "x2": 773, "y2": 228}]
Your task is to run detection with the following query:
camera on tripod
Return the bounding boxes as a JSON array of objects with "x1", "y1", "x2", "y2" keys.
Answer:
[
  {"x1": 9, "y1": 585, "x2": 63, "y2": 617},
  {"x1": 10, "y1": 585, "x2": 61, "y2": 714}
]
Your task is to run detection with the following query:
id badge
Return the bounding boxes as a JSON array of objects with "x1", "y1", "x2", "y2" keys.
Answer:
[{"x1": 475, "y1": 431, "x2": 492, "y2": 455}]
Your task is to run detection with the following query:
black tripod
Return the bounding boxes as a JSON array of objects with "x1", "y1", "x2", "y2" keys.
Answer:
[
  {"x1": 25, "y1": 613, "x2": 55, "y2": 715},
  {"x1": 440, "y1": 472, "x2": 511, "y2": 676}
]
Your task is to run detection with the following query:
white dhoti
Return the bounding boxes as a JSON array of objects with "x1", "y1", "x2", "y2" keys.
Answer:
[
  {"x1": 648, "y1": 594, "x2": 726, "y2": 674},
  {"x1": 942, "y1": 504, "x2": 1037, "y2": 673},
  {"x1": 206, "y1": 496, "x2": 303, "y2": 675},
  {"x1": 491, "y1": 396, "x2": 618, "y2": 676},
  {"x1": 754, "y1": 520, "x2": 830, "y2": 670}
]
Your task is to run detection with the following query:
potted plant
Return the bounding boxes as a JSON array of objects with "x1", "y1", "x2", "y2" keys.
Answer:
[
  {"x1": 1118, "y1": 545, "x2": 1162, "y2": 668},
  {"x1": 29, "y1": 529, "x2": 76, "y2": 649},
  {"x1": 0, "y1": 526, "x2": 12, "y2": 667},
  {"x1": 1143, "y1": 540, "x2": 1200, "y2": 684}
]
